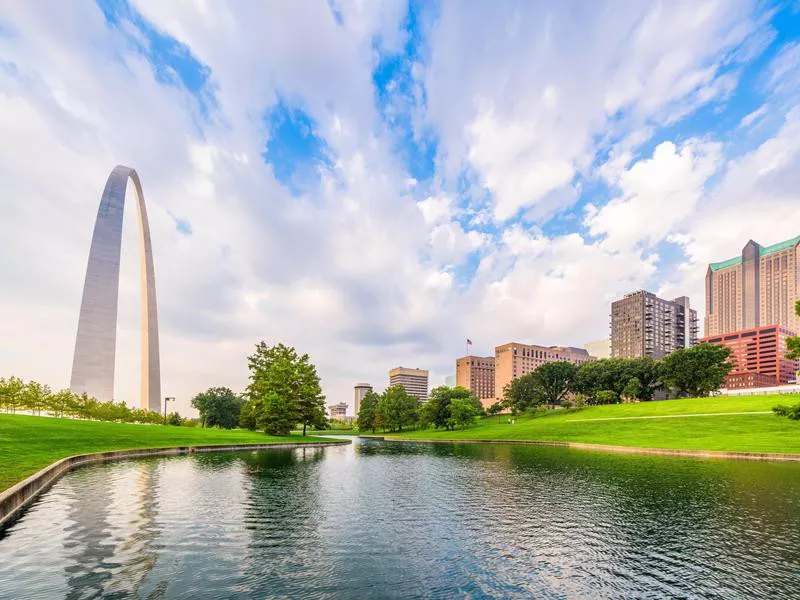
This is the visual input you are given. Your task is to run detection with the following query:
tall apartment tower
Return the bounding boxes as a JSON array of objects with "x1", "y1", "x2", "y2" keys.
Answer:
[
  {"x1": 388, "y1": 367, "x2": 429, "y2": 402},
  {"x1": 705, "y1": 236, "x2": 800, "y2": 336},
  {"x1": 456, "y1": 356, "x2": 495, "y2": 407},
  {"x1": 611, "y1": 290, "x2": 698, "y2": 359},
  {"x1": 353, "y1": 383, "x2": 373, "y2": 415},
  {"x1": 494, "y1": 343, "x2": 593, "y2": 401}
]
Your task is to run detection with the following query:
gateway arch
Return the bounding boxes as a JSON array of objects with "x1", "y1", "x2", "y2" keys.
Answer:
[{"x1": 70, "y1": 165, "x2": 161, "y2": 412}]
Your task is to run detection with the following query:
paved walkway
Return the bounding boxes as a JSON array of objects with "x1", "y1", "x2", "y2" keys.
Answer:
[{"x1": 570, "y1": 411, "x2": 772, "y2": 422}]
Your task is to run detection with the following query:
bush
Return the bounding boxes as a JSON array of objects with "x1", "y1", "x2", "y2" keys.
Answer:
[
  {"x1": 595, "y1": 390, "x2": 619, "y2": 405},
  {"x1": 773, "y1": 403, "x2": 800, "y2": 420}
]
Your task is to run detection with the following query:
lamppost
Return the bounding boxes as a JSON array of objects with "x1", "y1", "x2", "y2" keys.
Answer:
[{"x1": 164, "y1": 396, "x2": 175, "y2": 424}]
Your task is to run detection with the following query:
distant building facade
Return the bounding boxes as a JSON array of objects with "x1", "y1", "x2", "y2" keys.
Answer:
[
  {"x1": 700, "y1": 324, "x2": 799, "y2": 389},
  {"x1": 494, "y1": 343, "x2": 593, "y2": 401},
  {"x1": 388, "y1": 367, "x2": 429, "y2": 402},
  {"x1": 456, "y1": 356, "x2": 495, "y2": 407},
  {"x1": 353, "y1": 383, "x2": 372, "y2": 415},
  {"x1": 705, "y1": 236, "x2": 800, "y2": 337},
  {"x1": 584, "y1": 339, "x2": 610, "y2": 359},
  {"x1": 444, "y1": 374, "x2": 456, "y2": 387},
  {"x1": 611, "y1": 290, "x2": 698, "y2": 359},
  {"x1": 328, "y1": 402, "x2": 348, "y2": 420}
]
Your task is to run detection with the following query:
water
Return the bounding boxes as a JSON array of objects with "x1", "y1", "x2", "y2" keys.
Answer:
[{"x1": 1, "y1": 438, "x2": 799, "y2": 599}]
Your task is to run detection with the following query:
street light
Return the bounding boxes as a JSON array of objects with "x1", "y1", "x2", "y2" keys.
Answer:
[{"x1": 164, "y1": 396, "x2": 175, "y2": 424}]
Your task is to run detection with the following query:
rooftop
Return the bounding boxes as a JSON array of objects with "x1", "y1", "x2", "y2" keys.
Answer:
[{"x1": 709, "y1": 236, "x2": 800, "y2": 272}]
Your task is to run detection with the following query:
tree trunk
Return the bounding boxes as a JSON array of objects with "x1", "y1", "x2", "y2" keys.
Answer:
[{"x1": 303, "y1": 421, "x2": 307, "y2": 436}]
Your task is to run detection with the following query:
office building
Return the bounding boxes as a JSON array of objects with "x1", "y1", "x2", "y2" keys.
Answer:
[
  {"x1": 611, "y1": 290, "x2": 698, "y2": 359},
  {"x1": 700, "y1": 325, "x2": 799, "y2": 389},
  {"x1": 705, "y1": 236, "x2": 800, "y2": 337},
  {"x1": 494, "y1": 343, "x2": 593, "y2": 401},
  {"x1": 584, "y1": 339, "x2": 610, "y2": 359},
  {"x1": 444, "y1": 374, "x2": 456, "y2": 387},
  {"x1": 328, "y1": 402, "x2": 348, "y2": 420},
  {"x1": 353, "y1": 383, "x2": 372, "y2": 415},
  {"x1": 388, "y1": 367, "x2": 429, "y2": 401},
  {"x1": 456, "y1": 356, "x2": 495, "y2": 407}
]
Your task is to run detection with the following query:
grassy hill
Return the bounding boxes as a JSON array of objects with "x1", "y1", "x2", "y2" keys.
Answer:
[
  {"x1": 380, "y1": 394, "x2": 800, "y2": 454},
  {"x1": 0, "y1": 414, "x2": 337, "y2": 492}
]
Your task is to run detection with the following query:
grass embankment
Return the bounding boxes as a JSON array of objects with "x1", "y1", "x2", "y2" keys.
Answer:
[
  {"x1": 0, "y1": 414, "x2": 338, "y2": 492},
  {"x1": 380, "y1": 394, "x2": 800, "y2": 454}
]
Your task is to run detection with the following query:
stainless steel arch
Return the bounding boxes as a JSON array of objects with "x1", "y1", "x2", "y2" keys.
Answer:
[{"x1": 70, "y1": 165, "x2": 161, "y2": 412}]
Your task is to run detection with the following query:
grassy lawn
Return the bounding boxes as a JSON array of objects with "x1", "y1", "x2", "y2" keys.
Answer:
[
  {"x1": 0, "y1": 414, "x2": 339, "y2": 492},
  {"x1": 381, "y1": 394, "x2": 800, "y2": 454}
]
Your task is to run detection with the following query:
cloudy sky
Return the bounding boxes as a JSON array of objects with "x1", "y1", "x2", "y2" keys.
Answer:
[{"x1": 1, "y1": 1, "x2": 799, "y2": 415}]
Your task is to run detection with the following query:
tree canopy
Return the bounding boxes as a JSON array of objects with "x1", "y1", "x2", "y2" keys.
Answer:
[
  {"x1": 246, "y1": 342, "x2": 326, "y2": 435},
  {"x1": 191, "y1": 387, "x2": 243, "y2": 429},
  {"x1": 357, "y1": 390, "x2": 380, "y2": 433},
  {"x1": 375, "y1": 385, "x2": 420, "y2": 432},
  {"x1": 659, "y1": 343, "x2": 733, "y2": 397},
  {"x1": 504, "y1": 361, "x2": 576, "y2": 411},
  {"x1": 422, "y1": 386, "x2": 481, "y2": 430}
]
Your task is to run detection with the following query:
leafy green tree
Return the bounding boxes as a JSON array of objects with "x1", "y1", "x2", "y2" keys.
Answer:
[
  {"x1": 357, "y1": 390, "x2": 380, "y2": 432},
  {"x1": 447, "y1": 397, "x2": 479, "y2": 429},
  {"x1": 772, "y1": 403, "x2": 800, "y2": 420},
  {"x1": 22, "y1": 380, "x2": 50, "y2": 415},
  {"x1": 660, "y1": 343, "x2": 734, "y2": 397},
  {"x1": 507, "y1": 361, "x2": 577, "y2": 410},
  {"x1": 786, "y1": 300, "x2": 800, "y2": 360},
  {"x1": 258, "y1": 393, "x2": 296, "y2": 435},
  {"x1": 191, "y1": 387, "x2": 243, "y2": 429},
  {"x1": 595, "y1": 390, "x2": 619, "y2": 405},
  {"x1": 423, "y1": 386, "x2": 480, "y2": 430},
  {"x1": 246, "y1": 342, "x2": 326, "y2": 435},
  {"x1": 487, "y1": 402, "x2": 503, "y2": 416},
  {"x1": 376, "y1": 386, "x2": 420, "y2": 432},
  {"x1": 621, "y1": 377, "x2": 642, "y2": 401},
  {"x1": 0, "y1": 376, "x2": 25, "y2": 413},
  {"x1": 239, "y1": 399, "x2": 257, "y2": 430},
  {"x1": 167, "y1": 411, "x2": 183, "y2": 426}
]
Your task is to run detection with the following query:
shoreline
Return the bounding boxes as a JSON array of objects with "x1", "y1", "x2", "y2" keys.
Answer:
[
  {"x1": 362, "y1": 435, "x2": 800, "y2": 462},
  {"x1": 0, "y1": 440, "x2": 350, "y2": 531}
]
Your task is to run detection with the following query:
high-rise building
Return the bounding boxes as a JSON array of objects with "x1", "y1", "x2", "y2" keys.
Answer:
[
  {"x1": 611, "y1": 290, "x2": 698, "y2": 359},
  {"x1": 494, "y1": 343, "x2": 593, "y2": 401},
  {"x1": 353, "y1": 383, "x2": 372, "y2": 415},
  {"x1": 700, "y1": 325, "x2": 799, "y2": 389},
  {"x1": 583, "y1": 339, "x2": 610, "y2": 359},
  {"x1": 456, "y1": 356, "x2": 495, "y2": 407},
  {"x1": 328, "y1": 402, "x2": 348, "y2": 420},
  {"x1": 705, "y1": 236, "x2": 800, "y2": 337},
  {"x1": 388, "y1": 367, "x2": 429, "y2": 401},
  {"x1": 444, "y1": 374, "x2": 456, "y2": 387}
]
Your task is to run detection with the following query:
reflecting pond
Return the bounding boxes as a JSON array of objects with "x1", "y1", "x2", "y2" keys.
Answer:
[{"x1": 1, "y1": 438, "x2": 799, "y2": 599}]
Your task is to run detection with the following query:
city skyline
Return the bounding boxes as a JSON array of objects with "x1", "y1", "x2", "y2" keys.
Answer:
[{"x1": 2, "y1": 2, "x2": 800, "y2": 414}]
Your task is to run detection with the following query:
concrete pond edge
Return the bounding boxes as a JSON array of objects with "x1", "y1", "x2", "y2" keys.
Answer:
[
  {"x1": 362, "y1": 436, "x2": 800, "y2": 462},
  {"x1": 0, "y1": 440, "x2": 350, "y2": 531}
]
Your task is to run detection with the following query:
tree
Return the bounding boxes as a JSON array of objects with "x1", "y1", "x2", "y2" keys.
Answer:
[
  {"x1": 447, "y1": 397, "x2": 479, "y2": 429},
  {"x1": 660, "y1": 343, "x2": 734, "y2": 397},
  {"x1": 239, "y1": 399, "x2": 257, "y2": 430},
  {"x1": 258, "y1": 393, "x2": 296, "y2": 435},
  {"x1": 506, "y1": 361, "x2": 577, "y2": 410},
  {"x1": 167, "y1": 411, "x2": 183, "y2": 426},
  {"x1": 423, "y1": 386, "x2": 480, "y2": 430},
  {"x1": 595, "y1": 390, "x2": 619, "y2": 405},
  {"x1": 357, "y1": 390, "x2": 380, "y2": 432},
  {"x1": 621, "y1": 377, "x2": 642, "y2": 401},
  {"x1": 21, "y1": 380, "x2": 51, "y2": 415},
  {"x1": 376, "y1": 386, "x2": 420, "y2": 432},
  {"x1": 786, "y1": 300, "x2": 800, "y2": 360},
  {"x1": 0, "y1": 376, "x2": 25, "y2": 413},
  {"x1": 191, "y1": 387, "x2": 243, "y2": 429},
  {"x1": 487, "y1": 402, "x2": 503, "y2": 416},
  {"x1": 246, "y1": 342, "x2": 326, "y2": 435}
]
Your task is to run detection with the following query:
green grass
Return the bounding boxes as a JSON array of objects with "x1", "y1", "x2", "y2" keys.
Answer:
[
  {"x1": 381, "y1": 394, "x2": 800, "y2": 454},
  {"x1": 0, "y1": 414, "x2": 339, "y2": 492}
]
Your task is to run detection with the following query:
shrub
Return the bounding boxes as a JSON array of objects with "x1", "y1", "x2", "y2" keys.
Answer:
[
  {"x1": 773, "y1": 403, "x2": 800, "y2": 420},
  {"x1": 595, "y1": 390, "x2": 619, "y2": 405}
]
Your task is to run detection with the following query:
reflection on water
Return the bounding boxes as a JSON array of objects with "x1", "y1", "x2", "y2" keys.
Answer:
[{"x1": 1, "y1": 438, "x2": 799, "y2": 599}]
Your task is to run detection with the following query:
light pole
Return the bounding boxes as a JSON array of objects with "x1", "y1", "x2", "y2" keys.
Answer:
[{"x1": 164, "y1": 396, "x2": 175, "y2": 424}]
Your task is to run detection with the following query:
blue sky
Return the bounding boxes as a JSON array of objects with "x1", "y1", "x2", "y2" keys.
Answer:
[{"x1": 1, "y1": 0, "x2": 800, "y2": 411}]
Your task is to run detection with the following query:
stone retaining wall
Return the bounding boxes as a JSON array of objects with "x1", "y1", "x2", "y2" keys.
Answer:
[
  {"x1": 365, "y1": 436, "x2": 800, "y2": 462},
  {"x1": 0, "y1": 441, "x2": 349, "y2": 530}
]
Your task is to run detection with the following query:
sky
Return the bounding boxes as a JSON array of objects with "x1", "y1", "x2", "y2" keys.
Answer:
[{"x1": 1, "y1": 1, "x2": 800, "y2": 416}]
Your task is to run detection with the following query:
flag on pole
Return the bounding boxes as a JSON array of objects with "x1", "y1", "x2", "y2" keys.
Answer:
[{"x1": 467, "y1": 339, "x2": 473, "y2": 346}]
